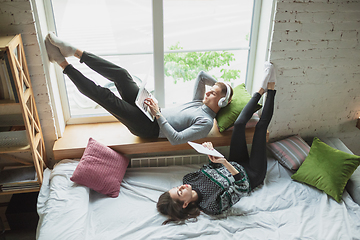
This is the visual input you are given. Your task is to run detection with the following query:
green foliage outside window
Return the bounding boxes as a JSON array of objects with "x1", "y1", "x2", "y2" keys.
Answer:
[{"x1": 164, "y1": 42, "x2": 241, "y2": 84}]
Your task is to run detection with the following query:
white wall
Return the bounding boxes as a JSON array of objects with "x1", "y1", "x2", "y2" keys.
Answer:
[
  {"x1": 0, "y1": 0, "x2": 359, "y2": 161},
  {"x1": 269, "y1": 0, "x2": 360, "y2": 154},
  {"x1": 0, "y1": 0, "x2": 57, "y2": 163}
]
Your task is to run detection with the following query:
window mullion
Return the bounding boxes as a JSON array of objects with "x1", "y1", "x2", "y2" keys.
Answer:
[
  {"x1": 246, "y1": 0, "x2": 262, "y2": 94},
  {"x1": 152, "y1": 0, "x2": 165, "y2": 107}
]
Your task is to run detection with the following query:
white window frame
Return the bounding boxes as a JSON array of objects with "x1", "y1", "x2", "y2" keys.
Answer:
[{"x1": 37, "y1": 0, "x2": 274, "y2": 129}]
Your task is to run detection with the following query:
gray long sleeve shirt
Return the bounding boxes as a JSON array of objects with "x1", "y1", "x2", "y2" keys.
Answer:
[{"x1": 157, "y1": 71, "x2": 217, "y2": 145}]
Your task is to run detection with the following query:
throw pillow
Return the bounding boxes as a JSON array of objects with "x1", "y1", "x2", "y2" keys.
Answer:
[
  {"x1": 267, "y1": 135, "x2": 310, "y2": 171},
  {"x1": 70, "y1": 138, "x2": 129, "y2": 198},
  {"x1": 320, "y1": 137, "x2": 360, "y2": 205},
  {"x1": 216, "y1": 83, "x2": 262, "y2": 132},
  {"x1": 291, "y1": 137, "x2": 360, "y2": 203}
]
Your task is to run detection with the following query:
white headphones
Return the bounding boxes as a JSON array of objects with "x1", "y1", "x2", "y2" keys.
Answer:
[{"x1": 218, "y1": 83, "x2": 231, "y2": 108}]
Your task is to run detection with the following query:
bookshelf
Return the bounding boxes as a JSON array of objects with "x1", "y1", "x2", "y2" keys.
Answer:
[{"x1": 0, "y1": 34, "x2": 47, "y2": 194}]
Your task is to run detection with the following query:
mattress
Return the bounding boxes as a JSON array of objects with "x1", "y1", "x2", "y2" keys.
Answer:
[{"x1": 36, "y1": 158, "x2": 360, "y2": 240}]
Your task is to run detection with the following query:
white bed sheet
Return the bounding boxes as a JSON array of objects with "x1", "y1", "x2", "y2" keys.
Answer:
[{"x1": 37, "y1": 158, "x2": 360, "y2": 240}]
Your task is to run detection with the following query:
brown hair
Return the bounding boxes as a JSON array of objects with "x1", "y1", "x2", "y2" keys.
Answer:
[
  {"x1": 157, "y1": 192, "x2": 201, "y2": 225},
  {"x1": 215, "y1": 82, "x2": 233, "y2": 103}
]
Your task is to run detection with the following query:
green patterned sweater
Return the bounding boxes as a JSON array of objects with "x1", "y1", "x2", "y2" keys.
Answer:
[{"x1": 183, "y1": 162, "x2": 251, "y2": 215}]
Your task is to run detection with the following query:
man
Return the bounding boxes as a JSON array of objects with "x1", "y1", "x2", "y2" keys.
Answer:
[{"x1": 45, "y1": 33, "x2": 233, "y2": 145}]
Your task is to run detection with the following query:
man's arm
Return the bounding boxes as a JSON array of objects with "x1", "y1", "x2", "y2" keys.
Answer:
[
  {"x1": 156, "y1": 114, "x2": 213, "y2": 145},
  {"x1": 193, "y1": 71, "x2": 218, "y2": 101}
]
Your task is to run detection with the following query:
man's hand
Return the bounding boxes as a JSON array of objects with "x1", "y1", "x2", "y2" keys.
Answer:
[{"x1": 144, "y1": 98, "x2": 160, "y2": 117}]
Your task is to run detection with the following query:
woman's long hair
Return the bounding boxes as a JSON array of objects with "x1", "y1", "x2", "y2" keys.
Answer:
[{"x1": 157, "y1": 191, "x2": 201, "y2": 225}]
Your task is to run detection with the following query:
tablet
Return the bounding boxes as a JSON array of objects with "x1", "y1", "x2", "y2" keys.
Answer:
[{"x1": 187, "y1": 141, "x2": 224, "y2": 158}]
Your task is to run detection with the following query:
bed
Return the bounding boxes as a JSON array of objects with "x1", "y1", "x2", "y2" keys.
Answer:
[{"x1": 36, "y1": 137, "x2": 360, "y2": 240}]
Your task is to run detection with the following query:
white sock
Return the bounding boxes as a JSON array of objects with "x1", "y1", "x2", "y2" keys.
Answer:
[
  {"x1": 261, "y1": 62, "x2": 273, "y2": 91},
  {"x1": 47, "y1": 32, "x2": 77, "y2": 57},
  {"x1": 269, "y1": 63, "x2": 276, "y2": 83},
  {"x1": 45, "y1": 37, "x2": 65, "y2": 65}
]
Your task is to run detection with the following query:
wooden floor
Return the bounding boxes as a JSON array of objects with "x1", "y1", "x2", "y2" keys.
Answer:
[{"x1": 53, "y1": 121, "x2": 266, "y2": 161}]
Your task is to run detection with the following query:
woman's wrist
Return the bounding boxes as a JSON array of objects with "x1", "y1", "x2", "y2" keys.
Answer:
[{"x1": 223, "y1": 161, "x2": 239, "y2": 176}]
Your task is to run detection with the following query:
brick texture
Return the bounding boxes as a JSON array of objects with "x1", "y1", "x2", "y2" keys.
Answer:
[{"x1": 269, "y1": 0, "x2": 360, "y2": 154}]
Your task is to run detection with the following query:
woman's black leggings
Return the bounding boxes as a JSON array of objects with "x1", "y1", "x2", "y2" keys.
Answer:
[
  {"x1": 62, "y1": 52, "x2": 159, "y2": 138},
  {"x1": 229, "y1": 90, "x2": 276, "y2": 190}
]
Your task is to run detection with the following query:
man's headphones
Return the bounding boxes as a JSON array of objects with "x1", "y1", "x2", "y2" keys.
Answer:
[{"x1": 218, "y1": 83, "x2": 231, "y2": 108}]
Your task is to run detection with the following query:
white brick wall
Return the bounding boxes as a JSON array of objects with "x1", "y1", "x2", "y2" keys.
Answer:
[
  {"x1": 269, "y1": 0, "x2": 360, "y2": 154},
  {"x1": 0, "y1": 0, "x2": 57, "y2": 162}
]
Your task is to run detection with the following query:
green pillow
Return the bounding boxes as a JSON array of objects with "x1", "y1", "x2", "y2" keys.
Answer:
[
  {"x1": 216, "y1": 83, "x2": 262, "y2": 132},
  {"x1": 291, "y1": 137, "x2": 360, "y2": 203}
]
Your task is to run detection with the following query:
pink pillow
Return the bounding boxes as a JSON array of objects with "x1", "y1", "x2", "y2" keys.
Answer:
[{"x1": 70, "y1": 138, "x2": 129, "y2": 197}]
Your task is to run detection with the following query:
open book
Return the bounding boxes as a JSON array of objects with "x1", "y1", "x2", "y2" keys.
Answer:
[
  {"x1": 135, "y1": 80, "x2": 157, "y2": 121},
  {"x1": 188, "y1": 141, "x2": 224, "y2": 157}
]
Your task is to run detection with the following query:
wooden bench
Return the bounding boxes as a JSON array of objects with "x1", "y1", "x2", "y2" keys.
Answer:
[{"x1": 53, "y1": 121, "x2": 268, "y2": 161}]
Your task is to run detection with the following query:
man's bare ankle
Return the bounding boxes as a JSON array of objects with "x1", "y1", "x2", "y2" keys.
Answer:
[
  {"x1": 267, "y1": 82, "x2": 275, "y2": 90},
  {"x1": 74, "y1": 49, "x2": 83, "y2": 59},
  {"x1": 59, "y1": 60, "x2": 69, "y2": 69}
]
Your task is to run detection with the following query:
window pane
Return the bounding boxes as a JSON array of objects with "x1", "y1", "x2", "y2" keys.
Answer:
[
  {"x1": 51, "y1": 0, "x2": 153, "y2": 117},
  {"x1": 64, "y1": 55, "x2": 154, "y2": 117},
  {"x1": 163, "y1": 0, "x2": 253, "y2": 107},
  {"x1": 51, "y1": 0, "x2": 255, "y2": 119},
  {"x1": 164, "y1": 49, "x2": 249, "y2": 107}
]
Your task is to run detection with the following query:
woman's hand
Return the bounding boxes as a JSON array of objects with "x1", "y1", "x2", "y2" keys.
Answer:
[
  {"x1": 144, "y1": 98, "x2": 160, "y2": 117},
  {"x1": 202, "y1": 142, "x2": 228, "y2": 164},
  {"x1": 208, "y1": 155, "x2": 228, "y2": 164},
  {"x1": 202, "y1": 142, "x2": 239, "y2": 176}
]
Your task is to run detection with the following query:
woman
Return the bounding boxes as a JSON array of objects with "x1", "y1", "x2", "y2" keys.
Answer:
[{"x1": 157, "y1": 62, "x2": 276, "y2": 224}]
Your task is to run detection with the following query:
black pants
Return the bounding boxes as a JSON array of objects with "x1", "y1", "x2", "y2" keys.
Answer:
[
  {"x1": 229, "y1": 90, "x2": 276, "y2": 190},
  {"x1": 63, "y1": 52, "x2": 159, "y2": 138}
]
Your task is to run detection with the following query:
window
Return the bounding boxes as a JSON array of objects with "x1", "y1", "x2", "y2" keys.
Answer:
[{"x1": 49, "y1": 0, "x2": 257, "y2": 124}]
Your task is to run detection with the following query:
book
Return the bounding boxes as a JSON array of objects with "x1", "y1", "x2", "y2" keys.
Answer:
[
  {"x1": 187, "y1": 141, "x2": 224, "y2": 158},
  {"x1": 0, "y1": 55, "x2": 10, "y2": 100},
  {"x1": 0, "y1": 166, "x2": 38, "y2": 192},
  {"x1": 0, "y1": 166, "x2": 37, "y2": 184},
  {"x1": 135, "y1": 80, "x2": 157, "y2": 121},
  {"x1": 1, "y1": 182, "x2": 39, "y2": 192},
  {"x1": 3, "y1": 52, "x2": 19, "y2": 102},
  {"x1": 0, "y1": 52, "x2": 18, "y2": 102}
]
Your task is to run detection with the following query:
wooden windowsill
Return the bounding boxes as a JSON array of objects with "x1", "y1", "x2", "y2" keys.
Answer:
[{"x1": 53, "y1": 121, "x2": 267, "y2": 161}]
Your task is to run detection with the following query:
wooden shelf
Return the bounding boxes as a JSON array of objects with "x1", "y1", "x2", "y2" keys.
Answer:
[
  {"x1": 0, "y1": 187, "x2": 39, "y2": 196},
  {"x1": 0, "y1": 114, "x2": 24, "y2": 127},
  {"x1": 0, "y1": 34, "x2": 47, "y2": 195},
  {"x1": 0, "y1": 102, "x2": 21, "y2": 113},
  {"x1": 0, "y1": 145, "x2": 30, "y2": 153}
]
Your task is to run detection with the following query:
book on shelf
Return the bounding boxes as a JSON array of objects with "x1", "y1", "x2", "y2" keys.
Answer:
[
  {"x1": 0, "y1": 166, "x2": 38, "y2": 192},
  {"x1": 0, "y1": 51, "x2": 18, "y2": 102},
  {"x1": 1, "y1": 182, "x2": 39, "y2": 192}
]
